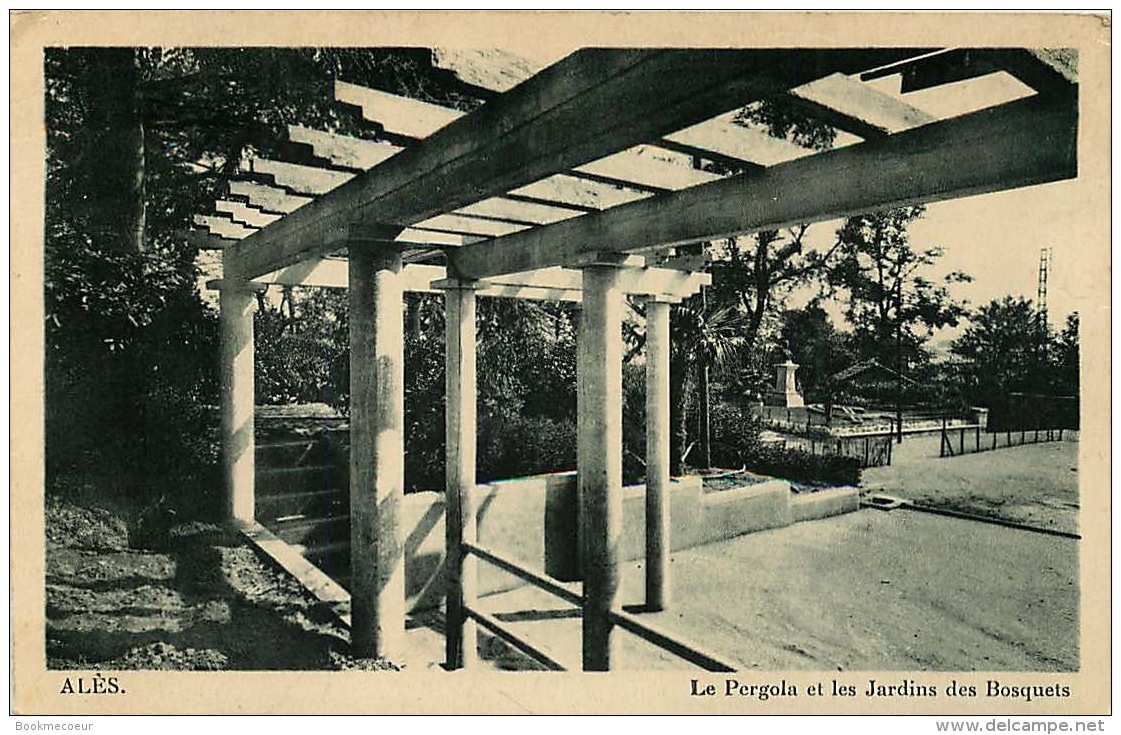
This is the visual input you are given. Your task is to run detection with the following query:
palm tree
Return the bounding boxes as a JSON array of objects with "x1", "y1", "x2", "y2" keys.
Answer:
[{"x1": 629, "y1": 292, "x2": 748, "y2": 474}]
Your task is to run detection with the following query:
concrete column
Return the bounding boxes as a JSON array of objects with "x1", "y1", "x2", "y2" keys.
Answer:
[
  {"x1": 218, "y1": 280, "x2": 262, "y2": 524},
  {"x1": 579, "y1": 264, "x2": 625, "y2": 671},
  {"x1": 644, "y1": 297, "x2": 672, "y2": 612},
  {"x1": 348, "y1": 241, "x2": 406, "y2": 661},
  {"x1": 444, "y1": 280, "x2": 480, "y2": 670}
]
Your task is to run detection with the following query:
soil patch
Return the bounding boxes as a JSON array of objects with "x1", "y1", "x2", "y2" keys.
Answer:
[{"x1": 45, "y1": 499, "x2": 392, "y2": 671}]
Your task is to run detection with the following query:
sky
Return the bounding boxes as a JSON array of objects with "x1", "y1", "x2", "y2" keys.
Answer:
[
  {"x1": 498, "y1": 51, "x2": 1095, "y2": 337},
  {"x1": 785, "y1": 173, "x2": 1092, "y2": 342}
]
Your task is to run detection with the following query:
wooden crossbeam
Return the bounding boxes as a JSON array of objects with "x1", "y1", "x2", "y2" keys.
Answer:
[
  {"x1": 664, "y1": 112, "x2": 816, "y2": 166},
  {"x1": 183, "y1": 229, "x2": 237, "y2": 250},
  {"x1": 449, "y1": 95, "x2": 1077, "y2": 280},
  {"x1": 257, "y1": 257, "x2": 706, "y2": 302},
  {"x1": 335, "y1": 80, "x2": 465, "y2": 138},
  {"x1": 784, "y1": 73, "x2": 938, "y2": 139},
  {"x1": 395, "y1": 229, "x2": 468, "y2": 247},
  {"x1": 287, "y1": 125, "x2": 403, "y2": 170},
  {"x1": 226, "y1": 49, "x2": 926, "y2": 280},
  {"x1": 508, "y1": 174, "x2": 651, "y2": 211},
  {"x1": 338, "y1": 81, "x2": 726, "y2": 194},
  {"x1": 860, "y1": 48, "x2": 1076, "y2": 99},
  {"x1": 215, "y1": 199, "x2": 282, "y2": 228},
  {"x1": 411, "y1": 213, "x2": 529, "y2": 238},
  {"x1": 193, "y1": 214, "x2": 257, "y2": 240},
  {"x1": 228, "y1": 180, "x2": 313, "y2": 214},
  {"x1": 574, "y1": 145, "x2": 723, "y2": 191},
  {"x1": 250, "y1": 157, "x2": 354, "y2": 196},
  {"x1": 454, "y1": 197, "x2": 582, "y2": 226}
]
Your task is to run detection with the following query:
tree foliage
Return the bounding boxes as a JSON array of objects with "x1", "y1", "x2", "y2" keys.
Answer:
[
  {"x1": 44, "y1": 46, "x2": 489, "y2": 512},
  {"x1": 826, "y1": 206, "x2": 972, "y2": 369},
  {"x1": 951, "y1": 297, "x2": 1079, "y2": 405}
]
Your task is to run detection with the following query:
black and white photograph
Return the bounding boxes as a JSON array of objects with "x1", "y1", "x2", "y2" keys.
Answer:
[{"x1": 11, "y1": 10, "x2": 1111, "y2": 717}]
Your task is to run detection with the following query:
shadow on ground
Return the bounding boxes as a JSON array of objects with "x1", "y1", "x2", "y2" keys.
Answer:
[{"x1": 45, "y1": 501, "x2": 387, "y2": 671}]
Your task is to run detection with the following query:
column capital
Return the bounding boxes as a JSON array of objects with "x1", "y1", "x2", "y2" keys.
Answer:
[
  {"x1": 431, "y1": 277, "x2": 487, "y2": 292},
  {"x1": 344, "y1": 223, "x2": 406, "y2": 247},
  {"x1": 574, "y1": 252, "x2": 645, "y2": 270},
  {"x1": 206, "y1": 278, "x2": 269, "y2": 294}
]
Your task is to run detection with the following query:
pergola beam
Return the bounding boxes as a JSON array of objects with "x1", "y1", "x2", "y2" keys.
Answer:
[
  {"x1": 784, "y1": 72, "x2": 938, "y2": 140},
  {"x1": 287, "y1": 125, "x2": 402, "y2": 170},
  {"x1": 449, "y1": 94, "x2": 1077, "y2": 280},
  {"x1": 250, "y1": 157, "x2": 354, "y2": 196},
  {"x1": 228, "y1": 180, "x2": 313, "y2": 215},
  {"x1": 252, "y1": 259, "x2": 707, "y2": 302},
  {"x1": 225, "y1": 48, "x2": 928, "y2": 280}
]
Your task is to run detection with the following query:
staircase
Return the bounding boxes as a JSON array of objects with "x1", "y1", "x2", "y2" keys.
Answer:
[{"x1": 255, "y1": 424, "x2": 352, "y2": 589}]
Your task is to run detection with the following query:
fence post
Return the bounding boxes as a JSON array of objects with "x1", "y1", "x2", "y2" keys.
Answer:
[
  {"x1": 992, "y1": 431, "x2": 997, "y2": 451},
  {"x1": 959, "y1": 427, "x2": 965, "y2": 456},
  {"x1": 975, "y1": 426, "x2": 980, "y2": 452}
]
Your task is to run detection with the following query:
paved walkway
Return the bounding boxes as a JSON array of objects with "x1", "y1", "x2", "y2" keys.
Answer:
[{"x1": 466, "y1": 509, "x2": 1077, "y2": 672}]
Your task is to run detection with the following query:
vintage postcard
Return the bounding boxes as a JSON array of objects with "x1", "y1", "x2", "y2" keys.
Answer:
[{"x1": 10, "y1": 10, "x2": 1111, "y2": 716}]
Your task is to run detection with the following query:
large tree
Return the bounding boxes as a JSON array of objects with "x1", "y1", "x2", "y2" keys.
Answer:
[
  {"x1": 44, "y1": 47, "x2": 487, "y2": 509},
  {"x1": 951, "y1": 296, "x2": 1076, "y2": 404},
  {"x1": 826, "y1": 205, "x2": 972, "y2": 370}
]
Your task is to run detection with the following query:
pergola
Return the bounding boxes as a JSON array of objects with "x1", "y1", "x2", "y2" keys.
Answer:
[{"x1": 196, "y1": 47, "x2": 1077, "y2": 670}]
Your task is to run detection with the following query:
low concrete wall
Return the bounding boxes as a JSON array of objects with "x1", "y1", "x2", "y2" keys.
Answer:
[
  {"x1": 401, "y1": 473, "x2": 859, "y2": 613},
  {"x1": 792, "y1": 487, "x2": 861, "y2": 522}
]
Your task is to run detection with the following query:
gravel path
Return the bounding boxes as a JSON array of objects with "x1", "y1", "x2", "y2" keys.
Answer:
[
  {"x1": 479, "y1": 509, "x2": 1078, "y2": 671},
  {"x1": 861, "y1": 440, "x2": 1079, "y2": 535}
]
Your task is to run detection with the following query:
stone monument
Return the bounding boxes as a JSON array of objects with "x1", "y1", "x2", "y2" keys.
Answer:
[{"x1": 766, "y1": 345, "x2": 805, "y2": 408}]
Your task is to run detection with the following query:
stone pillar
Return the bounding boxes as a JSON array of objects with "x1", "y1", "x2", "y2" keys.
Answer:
[
  {"x1": 645, "y1": 295, "x2": 668, "y2": 609},
  {"x1": 218, "y1": 280, "x2": 264, "y2": 524},
  {"x1": 348, "y1": 241, "x2": 406, "y2": 661},
  {"x1": 578, "y1": 263, "x2": 625, "y2": 671},
  {"x1": 644, "y1": 297, "x2": 672, "y2": 612},
  {"x1": 443, "y1": 280, "x2": 481, "y2": 670}
]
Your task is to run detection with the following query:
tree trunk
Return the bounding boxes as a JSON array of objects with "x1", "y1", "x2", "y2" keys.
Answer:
[
  {"x1": 669, "y1": 355, "x2": 688, "y2": 476},
  {"x1": 697, "y1": 361, "x2": 711, "y2": 469},
  {"x1": 79, "y1": 48, "x2": 145, "y2": 253}
]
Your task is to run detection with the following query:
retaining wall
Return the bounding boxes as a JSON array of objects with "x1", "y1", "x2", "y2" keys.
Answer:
[{"x1": 401, "y1": 472, "x2": 859, "y2": 613}]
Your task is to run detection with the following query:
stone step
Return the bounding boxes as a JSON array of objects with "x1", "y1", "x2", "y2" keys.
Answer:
[
  {"x1": 270, "y1": 514, "x2": 350, "y2": 547},
  {"x1": 255, "y1": 439, "x2": 334, "y2": 468},
  {"x1": 256, "y1": 488, "x2": 346, "y2": 521},
  {"x1": 256, "y1": 465, "x2": 336, "y2": 496}
]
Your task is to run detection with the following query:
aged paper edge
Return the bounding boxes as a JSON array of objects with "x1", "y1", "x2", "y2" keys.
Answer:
[{"x1": 10, "y1": 10, "x2": 1112, "y2": 716}]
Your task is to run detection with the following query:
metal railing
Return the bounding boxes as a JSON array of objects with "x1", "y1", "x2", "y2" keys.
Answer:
[{"x1": 939, "y1": 420, "x2": 1067, "y2": 458}]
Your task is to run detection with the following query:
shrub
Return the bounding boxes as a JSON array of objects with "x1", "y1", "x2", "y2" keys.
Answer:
[
  {"x1": 708, "y1": 401, "x2": 765, "y2": 463},
  {"x1": 706, "y1": 400, "x2": 861, "y2": 486},
  {"x1": 477, "y1": 414, "x2": 577, "y2": 483},
  {"x1": 743, "y1": 445, "x2": 861, "y2": 487}
]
